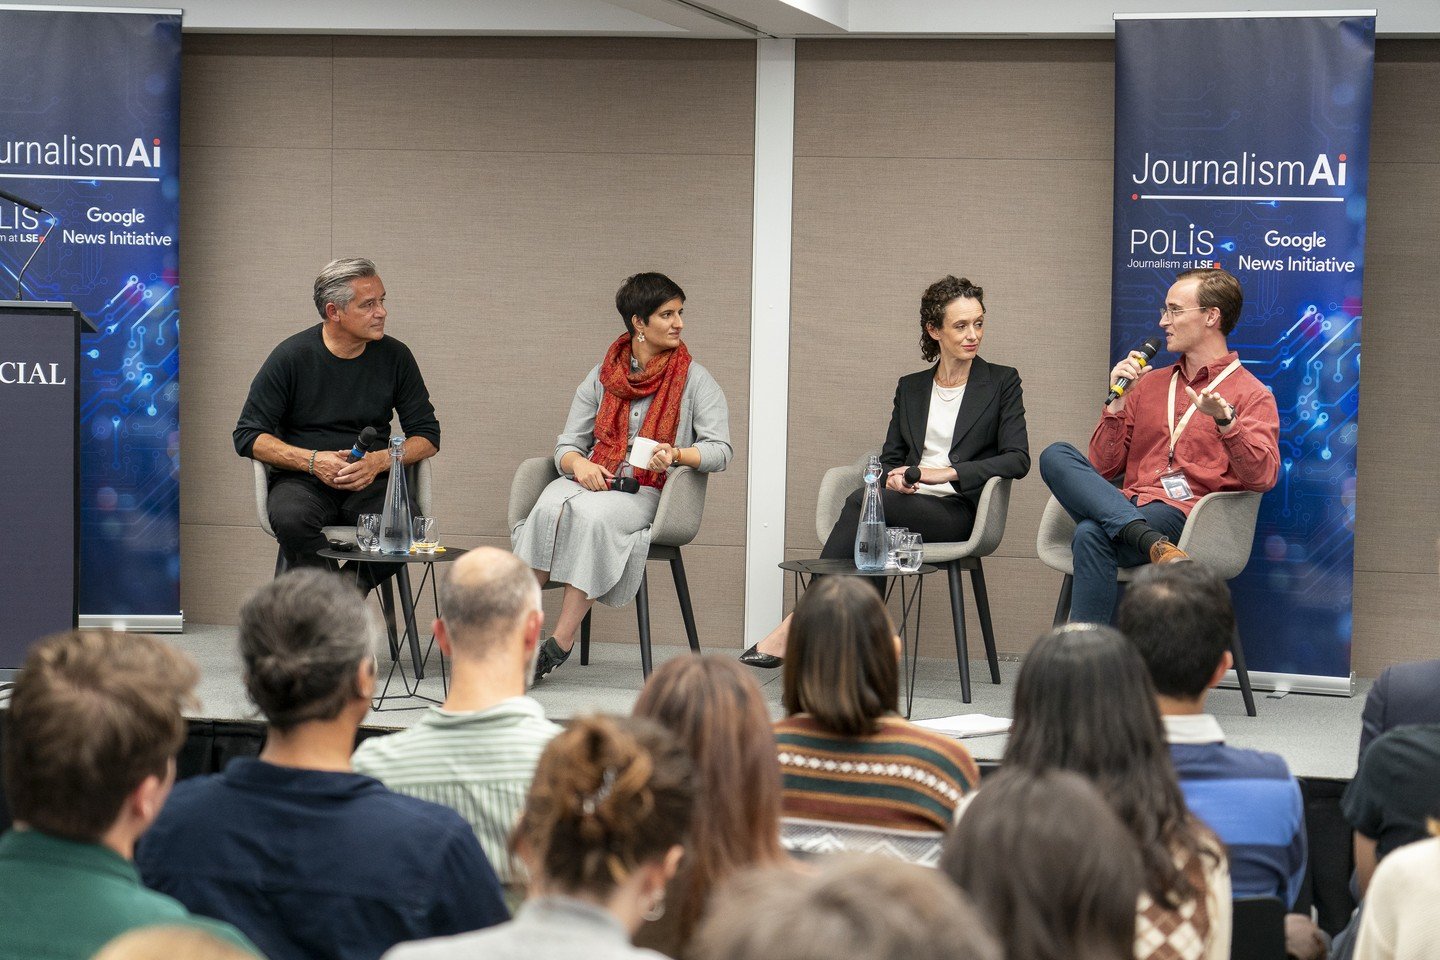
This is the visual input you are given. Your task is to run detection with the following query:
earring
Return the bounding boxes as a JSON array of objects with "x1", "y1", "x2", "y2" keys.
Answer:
[
  {"x1": 642, "y1": 889, "x2": 666, "y2": 922},
  {"x1": 636, "y1": 331, "x2": 646, "y2": 343}
]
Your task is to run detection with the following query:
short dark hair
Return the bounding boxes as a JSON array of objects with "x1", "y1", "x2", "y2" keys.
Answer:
[
  {"x1": 1175, "y1": 268, "x2": 1242, "y2": 335},
  {"x1": 1118, "y1": 564, "x2": 1235, "y2": 700},
  {"x1": 1003, "y1": 624, "x2": 1205, "y2": 907},
  {"x1": 942, "y1": 768, "x2": 1141, "y2": 960},
  {"x1": 693, "y1": 855, "x2": 1001, "y2": 960},
  {"x1": 920, "y1": 276, "x2": 984, "y2": 363},
  {"x1": 239, "y1": 569, "x2": 376, "y2": 731},
  {"x1": 514, "y1": 714, "x2": 695, "y2": 898},
  {"x1": 616, "y1": 272, "x2": 685, "y2": 334},
  {"x1": 782, "y1": 577, "x2": 898, "y2": 736},
  {"x1": 3, "y1": 630, "x2": 197, "y2": 841}
]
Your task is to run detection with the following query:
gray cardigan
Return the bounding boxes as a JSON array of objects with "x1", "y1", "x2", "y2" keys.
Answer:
[
  {"x1": 554, "y1": 359, "x2": 732, "y2": 475},
  {"x1": 382, "y1": 896, "x2": 668, "y2": 960}
]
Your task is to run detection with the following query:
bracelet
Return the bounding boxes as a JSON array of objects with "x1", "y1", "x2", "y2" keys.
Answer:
[{"x1": 307, "y1": 450, "x2": 318, "y2": 475}]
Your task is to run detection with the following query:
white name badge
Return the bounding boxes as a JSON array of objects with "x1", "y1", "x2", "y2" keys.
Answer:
[{"x1": 1159, "y1": 470, "x2": 1195, "y2": 502}]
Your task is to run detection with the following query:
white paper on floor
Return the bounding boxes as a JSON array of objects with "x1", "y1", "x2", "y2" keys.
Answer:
[{"x1": 912, "y1": 714, "x2": 1012, "y2": 738}]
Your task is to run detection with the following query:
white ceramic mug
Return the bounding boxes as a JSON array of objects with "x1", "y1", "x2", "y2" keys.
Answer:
[{"x1": 627, "y1": 436, "x2": 660, "y2": 470}]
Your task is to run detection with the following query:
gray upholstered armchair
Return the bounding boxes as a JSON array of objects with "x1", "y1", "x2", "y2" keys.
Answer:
[{"x1": 507, "y1": 457, "x2": 707, "y2": 678}]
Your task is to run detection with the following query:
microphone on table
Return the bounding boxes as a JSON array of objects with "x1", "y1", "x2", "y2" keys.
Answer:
[
  {"x1": 349, "y1": 426, "x2": 379, "y2": 462},
  {"x1": 904, "y1": 466, "x2": 921, "y2": 486},
  {"x1": 1104, "y1": 336, "x2": 1163, "y2": 407}
]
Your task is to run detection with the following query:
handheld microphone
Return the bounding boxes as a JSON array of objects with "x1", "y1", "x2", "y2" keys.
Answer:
[
  {"x1": 349, "y1": 426, "x2": 379, "y2": 462},
  {"x1": 609, "y1": 475, "x2": 640, "y2": 494},
  {"x1": 1104, "y1": 336, "x2": 1163, "y2": 407},
  {"x1": 903, "y1": 466, "x2": 921, "y2": 486},
  {"x1": 0, "y1": 187, "x2": 45, "y2": 214}
]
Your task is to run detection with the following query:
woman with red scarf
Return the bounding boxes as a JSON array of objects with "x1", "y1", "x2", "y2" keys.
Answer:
[{"x1": 513, "y1": 273, "x2": 732, "y2": 683}]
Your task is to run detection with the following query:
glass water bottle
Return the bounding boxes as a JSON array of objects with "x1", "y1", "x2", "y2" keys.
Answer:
[
  {"x1": 378, "y1": 435, "x2": 412, "y2": 556},
  {"x1": 853, "y1": 454, "x2": 888, "y2": 571}
]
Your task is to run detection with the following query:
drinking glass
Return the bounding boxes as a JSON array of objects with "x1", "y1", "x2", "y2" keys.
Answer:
[
  {"x1": 898, "y1": 532, "x2": 924, "y2": 572},
  {"x1": 356, "y1": 514, "x2": 381, "y2": 552},
  {"x1": 885, "y1": 527, "x2": 909, "y2": 569},
  {"x1": 411, "y1": 515, "x2": 438, "y2": 553}
]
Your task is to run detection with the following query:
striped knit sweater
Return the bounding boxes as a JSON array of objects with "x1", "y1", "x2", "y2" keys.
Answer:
[{"x1": 773, "y1": 714, "x2": 980, "y2": 832}]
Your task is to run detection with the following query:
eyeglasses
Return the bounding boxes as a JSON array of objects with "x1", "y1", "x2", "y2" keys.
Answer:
[{"x1": 1159, "y1": 305, "x2": 1209, "y2": 320}]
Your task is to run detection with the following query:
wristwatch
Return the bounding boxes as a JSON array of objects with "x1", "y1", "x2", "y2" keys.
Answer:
[{"x1": 1213, "y1": 404, "x2": 1235, "y2": 428}]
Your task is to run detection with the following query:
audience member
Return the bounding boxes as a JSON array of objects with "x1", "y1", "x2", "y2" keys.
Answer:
[
  {"x1": 942, "y1": 768, "x2": 1142, "y2": 960},
  {"x1": 1342, "y1": 721, "x2": 1440, "y2": 897},
  {"x1": 1004, "y1": 624, "x2": 1231, "y2": 960},
  {"x1": 353, "y1": 546, "x2": 561, "y2": 903},
  {"x1": 383, "y1": 714, "x2": 695, "y2": 960},
  {"x1": 1118, "y1": 565, "x2": 1308, "y2": 906},
  {"x1": 691, "y1": 855, "x2": 1001, "y2": 960},
  {"x1": 136, "y1": 569, "x2": 506, "y2": 960},
  {"x1": 0, "y1": 630, "x2": 256, "y2": 959},
  {"x1": 773, "y1": 577, "x2": 978, "y2": 858},
  {"x1": 1358, "y1": 658, "x2": 1440, "y2": 761},
  {"x1": 632, "y1": 656, "x2": 790, "y2": 957},
  {"x1": 1352, "y1": 815, "x2": 1440, "y2": 960},
  {"x1": 95, "y1": 926, "x2": 258, "y2": 960}
]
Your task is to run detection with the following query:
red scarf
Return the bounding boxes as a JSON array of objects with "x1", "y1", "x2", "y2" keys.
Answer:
[{"x1": 589, "y1": 333, "x2": 692, "y2": 491}]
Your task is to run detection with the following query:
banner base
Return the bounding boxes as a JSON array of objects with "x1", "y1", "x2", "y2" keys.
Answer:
[
  {"x1": 80, "y1": 614, "x2": 184, "y2": 633},
  {"x1": 1220, "y1": 669, "x2": 1355, "y2": 698}
]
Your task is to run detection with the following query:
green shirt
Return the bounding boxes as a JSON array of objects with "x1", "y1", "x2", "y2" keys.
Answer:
[{"x1": 0, "y1": 828, "x2": 258, "y2": 959}]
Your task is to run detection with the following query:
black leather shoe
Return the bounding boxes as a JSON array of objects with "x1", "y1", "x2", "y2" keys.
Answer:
[
  {"x1": 739, "y1": 644, "x2": 783, "y2": 669},
  {"x1": 533, "y1": 637, "x2": 573, "y2": 684}
]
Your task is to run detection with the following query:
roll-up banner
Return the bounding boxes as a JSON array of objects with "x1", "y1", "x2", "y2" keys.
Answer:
[
  {"x1": 1112, "y1": 12, "x2": 1374, "y2": 692},
  {"x1": 0, "y1": 6, "x2": 183, "y2": 630}
]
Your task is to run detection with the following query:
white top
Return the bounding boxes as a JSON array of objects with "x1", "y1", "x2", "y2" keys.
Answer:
[
  {"x1": 915, "y1": 382, "x2": 964, "y2": 498},
  {"x1": 1354, "y1": 836, "x2": 1440, "y2": 960}
]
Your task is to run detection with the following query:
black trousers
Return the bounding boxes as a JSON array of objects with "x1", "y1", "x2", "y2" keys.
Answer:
[
  {"x1": 267, "y1": 472, "x2": 410, "y2": 588},
  {"x1": 821, "y1": 487, "x2": 976, "y2": 593}
]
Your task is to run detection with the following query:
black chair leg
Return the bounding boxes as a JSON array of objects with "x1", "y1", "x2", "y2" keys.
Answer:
[
  {"x1": 273, "y1": 547, "x2": 288, "y2": 578},
  {"x1": 970, "y1": 561, "x2": 1001, "y2": 684},
  {"x1": 670, "y1": 555, "x2": 701, "y2": 653},
  {"x1": 1053, "y1": 575, "x2": 1074, "y2": 627},
  {"x1": 378, "y1": 578, "x2": 401, "y2": 661},
  {"x1": 580, "y1": 611, "x2": 592, "y2": 666},
  {"x1": 635, "y1": 571, "x2": 653, "y2": 678},
  {"x1": 948, "y1": 563, "x2": 972, "y2": 705},
  {"x1": 1232, "y1": 626, "x2": 1257, "y2": 717}
]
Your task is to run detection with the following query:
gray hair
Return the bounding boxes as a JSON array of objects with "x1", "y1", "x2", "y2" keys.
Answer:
[
  {"x1": 313, "y1": 257, "x2": 378, "y2": 319},
  {"x1": 239, "y1": 569, "x2": 378, "y2": 730},
  {"x1": 439, "y1": 548, "x2": 541, "y2": 657}
]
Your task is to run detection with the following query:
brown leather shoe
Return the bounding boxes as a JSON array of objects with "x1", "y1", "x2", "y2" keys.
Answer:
[{"x1": 1149, "y1": 539, "x2": 1191, "y2": 564}]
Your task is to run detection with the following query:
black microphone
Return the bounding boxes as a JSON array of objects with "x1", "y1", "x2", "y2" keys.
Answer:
[
  {"x1": 1104, "y1": 336, "x2": 1163, "y2": 407},
  {"x1": 609, "y1": 475, "x2": 639, "y2": 494},
  {"x1": 0, "y1": 187, "x2": 46, "y2": 214},
  {"x1": 904, "y1": 466, "x2": 921, "y2": 486},
  {"x1": 349, "y1": 426, "x2": 379, "y2": 462}
]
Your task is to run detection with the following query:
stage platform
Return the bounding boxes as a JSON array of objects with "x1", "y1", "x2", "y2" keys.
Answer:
[{"x1": 170, "y1": 623, "x2": 1370, "y2": 782}]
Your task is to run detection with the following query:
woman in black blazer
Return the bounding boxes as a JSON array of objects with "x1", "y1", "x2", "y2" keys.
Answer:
[{"x1": 742, "y1": 276, "x2": 1030, "y2": 667}]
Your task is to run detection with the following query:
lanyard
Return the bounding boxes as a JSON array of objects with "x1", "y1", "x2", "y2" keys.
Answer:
[{"x1": 1167, "y1": 358, "x2": 1243, "y2": 465}]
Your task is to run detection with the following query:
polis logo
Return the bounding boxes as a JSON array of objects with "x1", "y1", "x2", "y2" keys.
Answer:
[{"x1": 0, "y1": 362, "x2": 67, "y2": 385}]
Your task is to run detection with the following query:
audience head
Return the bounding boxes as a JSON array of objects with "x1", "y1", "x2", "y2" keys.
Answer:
[
  {"x1": 312, "y1": 256, "x2": 379, "y2": 320},
  {"x1": 437, "y1": 547, "x2": 543, "y2": 669},
  {"x1": 634, "y1": 656, "x2": 785, "y2": 939},
  {"x1": 1003, "y1": 623, "x2": 1201, "y2": 906},
  {"x1": 693, "y1": 855, "x2": 1001, "y2": 960},
  {"x1": 514, "y1": 714, "x2": 695, "y2": 918},
  {"x1": 238, "y1": 569, "x2": 378, "y2": 732},
  {"x1": 616, "y1": 272, "x2": 685, "y2": 336},
  {"x1": 1118, "y1": 563, "x2": 1234, "y2": 703},
  {"x1": 783, "y1": 577, "x2": 899, "y2": 736},
  {"x1": 2, "y1": 629, "x2": 197, "y2": 844},
  {"x1": 93, "y1": 927, "x2": 255, "y2": 960},
  {"x1": 920, "y1": 275, "x2": 985, "y2": 363},
  {"x1": 942, "y1": 768, "x2": 1142, "y2": 960}
]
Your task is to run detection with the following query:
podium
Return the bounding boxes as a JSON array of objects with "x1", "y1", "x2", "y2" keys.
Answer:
[{"x1": 0, "y1": 301, "x2": 95, "y2": 678}]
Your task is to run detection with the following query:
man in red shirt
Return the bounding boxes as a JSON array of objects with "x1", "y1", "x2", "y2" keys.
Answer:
[{"x1": 1039, "y1": 268, "x2": 1280, "y2": 624}]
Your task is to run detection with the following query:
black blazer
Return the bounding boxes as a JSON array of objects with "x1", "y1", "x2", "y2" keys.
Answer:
[
  {"x1": 879, "y1": 356, "x2": 1030, "y2": 506},
  {"x1": 1359, "y1": 659, "x2": 1440, "y2": 762}
]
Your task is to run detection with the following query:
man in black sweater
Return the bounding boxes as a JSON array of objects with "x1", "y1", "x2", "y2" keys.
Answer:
[{"x1": 233, "y1": 257, "x2": 440, "y2": 579}]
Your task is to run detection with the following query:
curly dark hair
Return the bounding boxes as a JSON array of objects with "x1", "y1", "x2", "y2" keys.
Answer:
[{"x1": 920, "y1": 276, "x2": 984, "y2": 363}]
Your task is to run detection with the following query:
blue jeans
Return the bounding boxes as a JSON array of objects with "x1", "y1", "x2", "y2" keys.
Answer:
[{"x1": 1038, "y1": 442, "x2": 1185, "y2": 624}]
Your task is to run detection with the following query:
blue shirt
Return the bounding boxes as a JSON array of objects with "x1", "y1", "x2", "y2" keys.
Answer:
[
  {"x1": 136, "y1": 758, "x2": 508, "y2": 960},
  {"x1": 1164, "y1": 714, "x2": 1308, "y2": 908}
]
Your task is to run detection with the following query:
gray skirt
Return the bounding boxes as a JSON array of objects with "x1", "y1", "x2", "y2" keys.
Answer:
[{"x1": 510, "y1": 477, "x2": 662, "y2": 607}]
